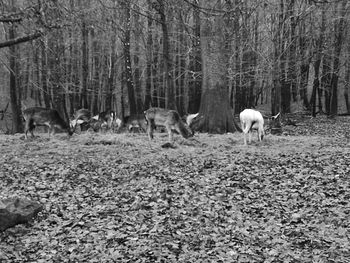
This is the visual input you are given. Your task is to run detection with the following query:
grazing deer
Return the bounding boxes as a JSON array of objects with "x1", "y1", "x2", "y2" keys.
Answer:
[
  {"x1": 89, "y1": 118, "x2": 108, "y2": 132},
  {"x1": 144, "y1": 107, "x2": 193, "y2": 143},
  {"x1": 185, "y1": 113, "x2": 199, "y2": 132},
  {"x1": 70, "y1": 108, "x2": 91, "y2": 132},
  {"x1": 92, "y1": 110, "x2": 116, "y2": 130},
  {"x1": 23, "y1": 107, "x2": 73, "y2": 139},
  {"x1": 126, "y1": 115, "x2": 147, "y2": 133},
  {"x1": 239, "y1": 109, "x2": 265, "y2": 145},
  {"x1": 186, "y1": 113, "x2": 199, "y2": 127}
]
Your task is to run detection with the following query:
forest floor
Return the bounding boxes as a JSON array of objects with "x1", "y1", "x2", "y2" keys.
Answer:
[{"x1": 1, "y1": 114, "x2": 350, "y2": 263}]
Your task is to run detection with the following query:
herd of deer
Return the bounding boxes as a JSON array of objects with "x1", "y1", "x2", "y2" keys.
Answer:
[{"x1": 22, "y1": 107, "x2": 277, "y2": 145}]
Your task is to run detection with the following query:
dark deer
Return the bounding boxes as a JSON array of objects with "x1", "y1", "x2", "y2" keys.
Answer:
[
  {"x1": 92, "y1": 110, "x2": 117, "y2": 129},
  {"x1": 23, "y1": 107, "x2": 73, "y2": 139},
  {"x1": 144, "y1": 107, "x2": 193, "y2": 143}
]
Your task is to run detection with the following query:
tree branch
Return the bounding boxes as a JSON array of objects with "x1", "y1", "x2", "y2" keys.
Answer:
[
  {"x1": 0, "y1": 31, "x2": 44, "y2": 49},
  {"x1": 0, "y1": 17, "x2": 22, "y2": 23}
]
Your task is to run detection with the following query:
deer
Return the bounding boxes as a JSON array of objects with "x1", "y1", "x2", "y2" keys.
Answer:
[
  {"x1": 70, "y1": 108, "x2": 91, "y2": 132},
  {"x1": 23, "y1": 107, "x2": 73, "y2": 139},
  {"x1": 92, "y1": 110, "x2": 117, "y2": 131},
  {"x1": 126, "y1": 115, "x2": 147, "y2": 133},
  {"x1": 144, "y1": 107, "x2": 193, "y2": 143},
  {"x1": 239, "y1": 109, "x2": 265, "y2": 145},
  {"x1": 185, "y1": 112, "x2": 199, "y2": 132}
]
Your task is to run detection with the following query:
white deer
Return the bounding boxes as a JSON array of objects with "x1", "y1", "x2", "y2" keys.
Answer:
[{"x1": 239, "y1": 109, "x2": 265, "y2": 145}]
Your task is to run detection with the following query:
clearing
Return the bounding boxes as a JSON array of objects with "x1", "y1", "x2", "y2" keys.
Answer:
[{"x1": 1, "y1": 115, "x2": 350, "y2": 262}]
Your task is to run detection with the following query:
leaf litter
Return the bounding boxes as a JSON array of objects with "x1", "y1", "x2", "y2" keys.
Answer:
[{"x1": 1, "y1": 116, "x2": 350, "y2": 262}]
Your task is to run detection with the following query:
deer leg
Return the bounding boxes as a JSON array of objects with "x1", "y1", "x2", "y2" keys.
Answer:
[
  {"x1": 242, "y1": 122, "x2": 252, "y2": 145},
  {"x1": 165, "y1": 123, "x2": 173, "y2": 143},
  {"x1": 51, "y1": 127, "x2": 56, "y2": 137},
  {"x1": 147, "y1": 121, "x2": 154, "y2": 140},
  {"x1": 30, "y1": 126, "x2": 35, "y2": 138},
  {"x1": 24, "y1": 121, "x2": 31, "y2": 139},
  {"x1": 28, "y1": 122, "x2": 36, "y2": 139}
]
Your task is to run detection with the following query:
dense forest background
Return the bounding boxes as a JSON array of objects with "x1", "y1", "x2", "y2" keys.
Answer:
[{"x1": 0, "y1": 0, "x2": 350, "y2": 133}]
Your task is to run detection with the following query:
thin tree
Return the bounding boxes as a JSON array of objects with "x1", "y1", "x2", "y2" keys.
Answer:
[
  {"x1": 155, "y1": 0, "x2": 176, "y2": 110},
  {"x1": 187, "y1": 0, "x2": 202, "y2": 114}
]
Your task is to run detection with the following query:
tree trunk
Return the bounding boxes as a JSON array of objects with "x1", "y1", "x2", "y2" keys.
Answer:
[
  {"x1": 106, "y1": 30, "x2": 116, "y2": 111},
  {"x1": 233, "y1": 0, "x2": 242, "y2": 113},
  {"x1": 271, "y1": 2, "x2": 283, "y2": 116},
  {"x1": 345, "y1": 53, "x2": 350, "y2": 114},
  {"x1": 311, "y1": 59, "x2": 321, "y2": 116},
  {"x1": 329, "y1": 0, "x2": 347, "y2": 116},
  {"x1": 49, "y1": 32, "x2": 69, "y2": 121},
  {"x1": 121, "y1": 0, "x2": 137, "y2": 116},
  {"x1": 287, "y1": 0, "x2": 297, "y2": 102},
  {"x1": 8, "y1": 23, "x2": 22, "y2": 133},
  {"x1": 133, "y1": 4, "x2": 144, "y2": 114},
  {"x1": 40, "y1": 38, "x2": 50, "y2": 108},
  {"x1": 144, "y1": 2, "x2": 153, "y2": 109},
  {"x1": 192, "y1": 1, "x2": 237, "y2": 133},
  {"x1": 322, "y1": 60, "x2": 332, "y2": 115},
  {"x1": 279, "y1": 0, "x2": 290, "y2": 114},
  {"x1": 310, "y1": 8, "x2": 326, "y2": 116},
  {"x1": 157, "y1": 0, "x2": 176, "y2": 110},
  {"x1": 298, "y1": 7, "x2": 310, "y2": 110},
  {"x1": 187, "y1": 0, "x2": 201, "y2": 114},
  {"x1": 81, "y1": 20, "x2": 89, "y2": 109}
]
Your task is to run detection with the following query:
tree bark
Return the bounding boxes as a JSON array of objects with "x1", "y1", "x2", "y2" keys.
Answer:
[
  {"x1": 40, "y1": 38, "x2": 50, "y2": 108},
  {"x1": 329, "y1": 0, "x2": 347, "y2": 116},
  {"x1": 192, "y1": 1, "x2": 237, "y2": 133},
  {"x1": 81, "y1": 20, "x2": 89, "y2": 109},
  {"x1": 8, "y1": 23, "x2": 23, "y2": 133},
  {"x1": 0, "y1": 31, "x2": 43, "y2": 49},
  {"x1": 187, "y1": 0, "x2": 201, "y2": 114},
  {"x1": 144, "y1": 1, "x2": 153, "y2": 110},
  {"x1": 133, "y1": 4, "x2": 144, "y2": 114},
  {"x1": 120, "y1": 0, "x2": 137, "y2": 116},
  {"x1": 311, "y1": 7, "x2": 326, "y2": 116},
  {"x1": 157, "y1": 0, "x2": 176, "y2": 110},
  {"x1": 279, "y1": 0, "x2": 290, "y2": 114}
]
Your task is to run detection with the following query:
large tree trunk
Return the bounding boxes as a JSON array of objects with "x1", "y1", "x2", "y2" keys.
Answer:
[
  {"x1": 271, "y1": 2, "x2": 283, "y2": 116},
  {"x1": 49, "y1": 32, "x2": 69, "y2": 121},
  {"x1": 122, "y1": 0, "x2": 137, "y2": 116},
  {"x1": 144, "y1": 1, "x2": 153, "y2": 110},
  {"x1": 187, "y1": 0, "x2": 201, "y2": 114},
  {"x1": 279, "y1": 0, "x2": 290, "y2": 114},
  {"x1": 192, "y1": 1, "x2": 237, "y2": 133},
  {"x1": 157, "y1": 0, "x2": 176, "y2": 110},
  {"x1": 133, "y1": 4, "x2": 144, "y2": 114},
  {"x1": 233, "y1": 0, "x2": 242, "y2": 113},
  {"x1": 287, "y1": 0, "x2": 297, "y2": 102},
  {"x1": 40, "y1": 38, "x2": 50, "y2": 108},
  {"x1": 329, "y1": 0, "x2": 347, "y2": 116},
  {"x1": 8, "y1": 22, "x2": 23, "y2": 133},
  {"x1": 299, "y1": 20, "x2": 310, "y2": 110},
  {"x1": 310, "y1": 8, "x2": 326, "y2": 116}
]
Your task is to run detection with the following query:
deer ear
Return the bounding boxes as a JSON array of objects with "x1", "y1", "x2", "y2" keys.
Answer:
[{"x1": 272, "y1": 112, "x2": 280, "y2": 119}]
